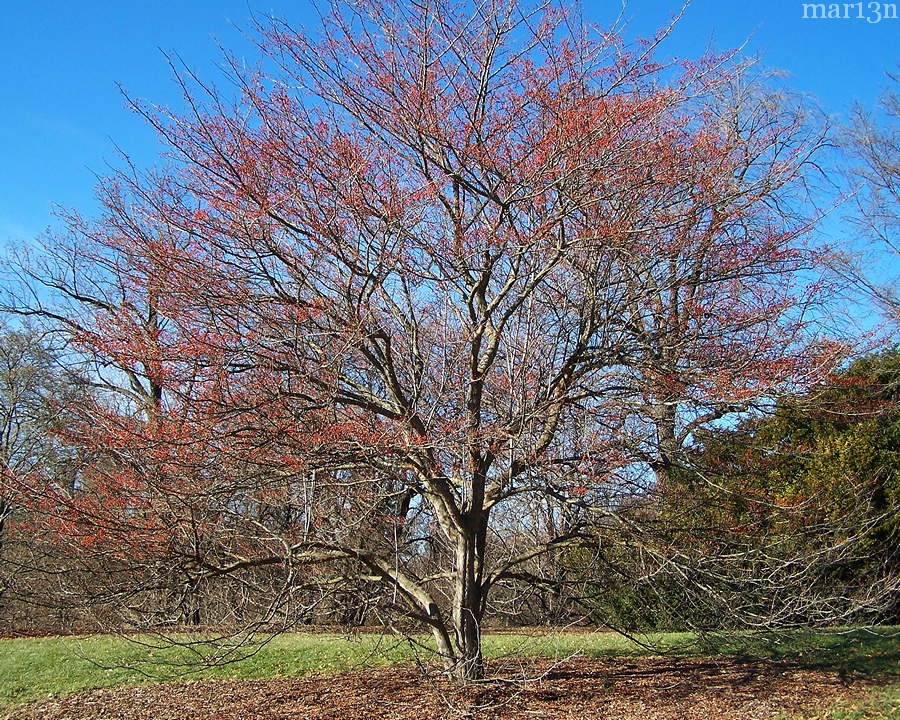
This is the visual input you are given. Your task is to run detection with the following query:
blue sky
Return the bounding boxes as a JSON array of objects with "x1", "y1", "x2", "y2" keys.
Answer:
[{"x1": 0, "y1": 0, "x2": 896, "y2": 246}]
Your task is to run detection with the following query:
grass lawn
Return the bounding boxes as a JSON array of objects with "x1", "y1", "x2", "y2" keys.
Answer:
[{"x1": 2, "y1": 627, "x2": 897, "y2": 717}]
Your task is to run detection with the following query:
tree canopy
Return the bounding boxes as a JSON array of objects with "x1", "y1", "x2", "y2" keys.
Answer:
[{"x1": 0, "y1": 0, "x2": 878, "y2": 680}]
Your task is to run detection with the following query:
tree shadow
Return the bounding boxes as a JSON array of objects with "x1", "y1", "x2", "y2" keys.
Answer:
[{"x1": 681, "y1": 627, "x2": 900, "y2": 679}]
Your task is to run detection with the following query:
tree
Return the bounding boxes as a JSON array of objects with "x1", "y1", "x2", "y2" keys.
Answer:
[
  {"x1": 837, "y1": 73, "x2": 899, "y2": 324},
  {"x1": 582, "y1": 349, "x2": 900, "y2": 633},
  {"x1": 4, "y1": 0, "x2": 851, "y2": 680},
  {"x1": 0, "y1": 324, "x2": 82, "y2": 613}
]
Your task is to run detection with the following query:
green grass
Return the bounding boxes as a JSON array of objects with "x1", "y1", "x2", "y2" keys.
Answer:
[
  {"x1": 1, "y1": 627, "x2": 897, "y2": 714},
  {"x1": 0, "y1": 632, "x2": 410, "y2": 707},
  {"x1": 677, "y1": 627, "x2": 900, "y2": 677}
]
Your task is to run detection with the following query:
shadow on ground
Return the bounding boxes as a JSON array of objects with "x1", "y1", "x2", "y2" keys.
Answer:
[{"x1": 9, "y1": 654, "x2": 890, "y2": 720}]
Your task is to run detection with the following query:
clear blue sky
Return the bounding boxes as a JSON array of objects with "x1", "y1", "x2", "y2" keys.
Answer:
[{"x1": 0, "y1": 0, "x2": 897, "y2": 246}]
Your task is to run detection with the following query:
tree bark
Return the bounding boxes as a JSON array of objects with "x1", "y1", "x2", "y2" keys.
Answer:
[
  {"x1": 0, "y1": 496, "x2": 7, "y2": 605},
  {"x1": 450, "y1": 513, "x2": 487, "y2": 681}
]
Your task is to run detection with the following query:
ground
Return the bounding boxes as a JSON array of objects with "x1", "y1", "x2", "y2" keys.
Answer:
[
  {"x1": 4, "y1": 657, "x2": 888, "y2": 720},
  {"x1": 2, "y1": 629, "x2": 898, "y2": 719}
]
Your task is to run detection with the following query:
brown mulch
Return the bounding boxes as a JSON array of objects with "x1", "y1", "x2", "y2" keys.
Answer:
[{"x1": 7, "y1": 656, "x2": 874, "y2": 720}]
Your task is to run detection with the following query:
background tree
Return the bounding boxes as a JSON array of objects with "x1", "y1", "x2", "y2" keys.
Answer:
[
  {"x1": 585, "y1": 348, "x2": 900, "y2": 633},
  {"x1": 0, "y1": 323, "x2": 83, "y2": 621},
  {"x1": 836, "y1": 73, "x2": 899, "y2": 324},
  {"x1": 3, "y1": 0, "x2": 862, "y2": 681}
]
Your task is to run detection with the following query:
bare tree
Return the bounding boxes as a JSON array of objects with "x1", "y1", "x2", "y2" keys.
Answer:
[
  {"x1": 3, "y1": 0, "x2": 880, "y2": 682},
  {"x1": 837, "y1": 72, "x2": 899, "y2": 323}
]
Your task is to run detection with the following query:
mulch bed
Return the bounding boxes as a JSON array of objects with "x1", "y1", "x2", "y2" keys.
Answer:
[{"x1": 8, "y1": 656, "x2": 874, "y2": 720}]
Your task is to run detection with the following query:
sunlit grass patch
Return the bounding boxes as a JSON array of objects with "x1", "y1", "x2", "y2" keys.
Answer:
[{"x1": 1, "y1": 626, "x2": 897, "y2": 710}]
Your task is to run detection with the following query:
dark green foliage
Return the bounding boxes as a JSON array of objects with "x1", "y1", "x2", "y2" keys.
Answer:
[{"x1": 584, "y1": 349, "x2": 900, "y2": 632}]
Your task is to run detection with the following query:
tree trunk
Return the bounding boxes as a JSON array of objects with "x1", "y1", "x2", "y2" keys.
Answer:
[
  {"x1": 0, "y1": 497, "x2": 7, "y2": 605},
  {"x1": 431, "y1": 623, "x2": 457, "y2": 672},
  {"x1": 0, "y1": 496, "x2": 7, "y2": 550},
  {"x1": 450, "y1": 514, "x2": 486, "y2": 681}
]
